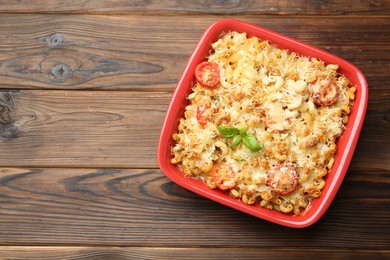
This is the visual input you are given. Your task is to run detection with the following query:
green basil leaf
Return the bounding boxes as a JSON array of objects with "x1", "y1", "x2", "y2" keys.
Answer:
[
  {"x1": 217, "y1": 126, "x2": 239, "y2": 138},
  {"x1": 239, "y1": 127, "x2": 247, "y2": 137},
  {"x1": 231, "y1": 135, "x2": 243, "y2": 147},
  {"x1": 242, "y1": 134, "x2": 262, "y2": 152}
]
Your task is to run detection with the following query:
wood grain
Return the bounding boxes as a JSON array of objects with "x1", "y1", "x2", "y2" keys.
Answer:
[
  {"x1": 0, "y1": 0, "x2": 389, "y2": 15},
  {"x1": 0, "y1": 90, "x2": 169, "y2": 167},
  {"x1": 0, "y1": 168, "x2": 389, "y2": 247},
  {"x1": 0, "y1": 15, "x2": 389, "y2": 90},
  {"x1": 0, "y1": 90, "x2": 388, "y2": 170},
  {"x1": 0, "y1": 246, "x2": 389, "y2": 260}
]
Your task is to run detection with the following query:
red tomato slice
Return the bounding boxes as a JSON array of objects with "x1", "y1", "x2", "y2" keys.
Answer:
[
  {"x1": 195, "y1": 61, "x2": 220, "y2": 88},
  {"x1": 210, "y1": 163, "x2": 236, "y2": 190},
  {"x1": 266, "y1": 164, "x2": 298, "y2": 195},
  {"x1": 196, "y1": 104, "x2": 211, "y2": 127},
  {"x1": 309, "y1": 77, "x2": 339, "y2": 106}
]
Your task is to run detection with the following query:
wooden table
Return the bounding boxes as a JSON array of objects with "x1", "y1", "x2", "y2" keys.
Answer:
[{"x1": 0, "y1": 1, "x2": 389, "y2": 259}]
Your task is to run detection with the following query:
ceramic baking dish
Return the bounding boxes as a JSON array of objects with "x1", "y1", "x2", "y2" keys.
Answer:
[{"x1": 158, "y1": 19, "x2": 368, "y2": 228}]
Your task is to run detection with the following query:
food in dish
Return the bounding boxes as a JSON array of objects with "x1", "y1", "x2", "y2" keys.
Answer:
[{"x1": 170, "y1": 31, "x2": 356, "y2": 215}]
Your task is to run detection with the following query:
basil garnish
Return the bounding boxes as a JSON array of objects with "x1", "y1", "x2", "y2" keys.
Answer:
[{"x1": 217, "y1": 125, "x2": 263, "y2": 152}]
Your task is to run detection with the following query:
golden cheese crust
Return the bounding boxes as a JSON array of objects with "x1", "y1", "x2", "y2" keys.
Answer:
[{"x1": 171, "y1": 31, "x2": 356, "y2": 215}]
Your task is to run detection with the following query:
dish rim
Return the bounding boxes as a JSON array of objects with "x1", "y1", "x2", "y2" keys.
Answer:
[{"x1": 158, "y1": 19, "x2": 368, "y2": 228}]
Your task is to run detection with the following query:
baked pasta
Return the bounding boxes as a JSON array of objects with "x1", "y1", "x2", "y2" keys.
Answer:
[{"x1": 171, "y1": 31, "x2": 356, "y2": 215}]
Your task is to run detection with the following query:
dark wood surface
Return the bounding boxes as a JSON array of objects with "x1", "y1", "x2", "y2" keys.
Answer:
[{"x1": 0, "y1": 1, "x2": 389, "y2": 259}]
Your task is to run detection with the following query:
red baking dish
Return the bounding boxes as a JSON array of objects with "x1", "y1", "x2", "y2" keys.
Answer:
[{"x1": 157, "y1": 19, "x2": 368, "y2": 228}]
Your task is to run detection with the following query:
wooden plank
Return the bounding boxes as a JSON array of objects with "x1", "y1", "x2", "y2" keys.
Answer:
[
  {"x1": 0, "y1": 0, "x2": 389, "y2": 15},
  {"x1": 0, "y1": 90, "x2": 169, "y2": 168},
  {"x1": 0, "y1": 246, "x2": 388, "y2": 259},
  {"x1": 0, "y1": 168, "x2": 389, "y2": 247},
  {"x1": 0, "y1": 15, "x2": 389, "y2": 90},
  {"x1": 0, "y1": 90, "x2": 389, "y2": 169}
]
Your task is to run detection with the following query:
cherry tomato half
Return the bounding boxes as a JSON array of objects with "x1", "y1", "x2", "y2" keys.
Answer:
[
  {"x1": 266, "y1": 164, "x2": 298, "y2": 195},
  {"x1": 309, "y1": 77, "x2": 339, "y2": 106},
  {"x1": 195, "y1": 61, "x2": 220, "y2": 88},
  {"x1": 210, "y1": 163, "x2": 236, "y2": 190},
  {"x1": 196, "y1": 104, "x2": 211, "y2": 127}
]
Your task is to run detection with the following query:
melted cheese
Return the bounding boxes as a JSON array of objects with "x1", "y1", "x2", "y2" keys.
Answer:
[{"x1": 171, "y1": 31, "x2": 355, "y2": 215}]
